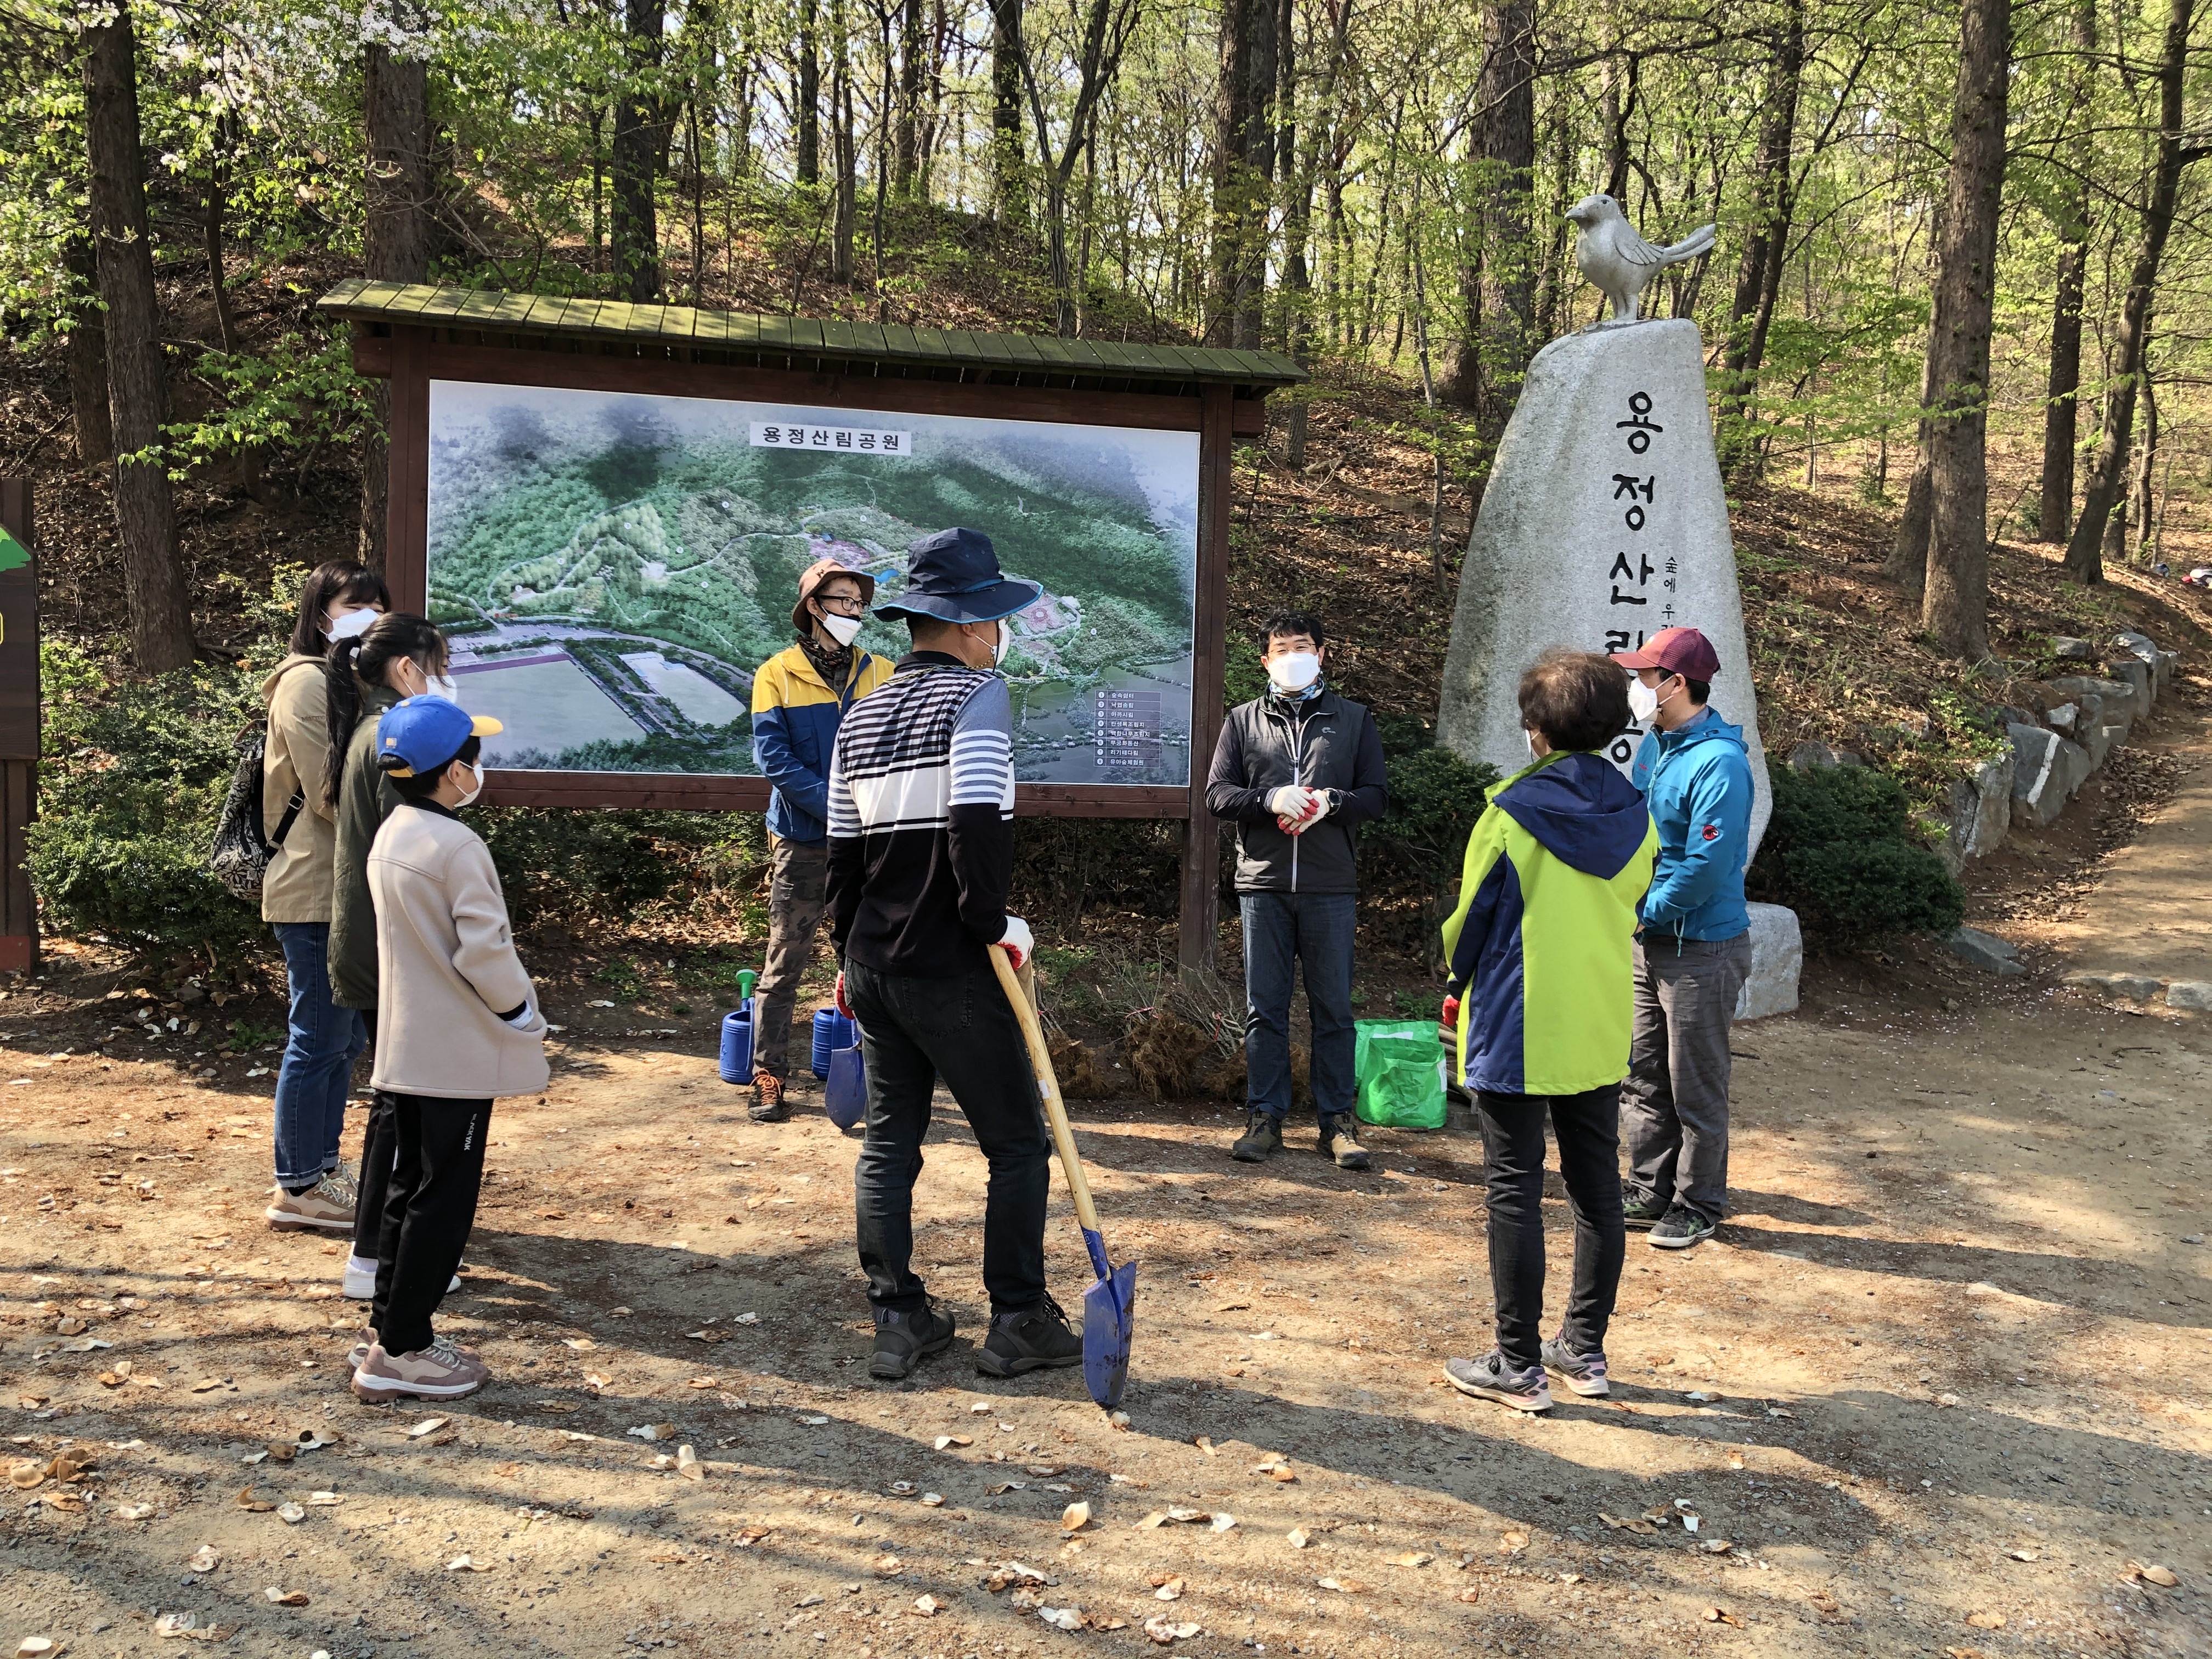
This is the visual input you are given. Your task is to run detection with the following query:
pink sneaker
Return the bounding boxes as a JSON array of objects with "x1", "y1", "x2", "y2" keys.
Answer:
[{"x1": 349, "y1": 1337, "x2": 489, "y2": 1401}]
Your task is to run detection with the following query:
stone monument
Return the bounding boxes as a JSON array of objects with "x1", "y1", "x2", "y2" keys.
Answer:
[
  {"x1": 1436, "y1": 317, "x2": 1770, "y2": 850},
  {"x1": 1436, "y1": 220, "x2": 1788, "y2": 1016}
]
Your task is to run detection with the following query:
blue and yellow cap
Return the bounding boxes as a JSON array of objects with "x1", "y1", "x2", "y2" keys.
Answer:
[{"x1": 377, "y1": 695, "x2": 503, "y2": 777}]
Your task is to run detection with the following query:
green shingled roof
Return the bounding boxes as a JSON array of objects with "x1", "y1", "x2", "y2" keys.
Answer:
[{"x1": 318, "y1": 279, "x2": 1306, "y2": 390}]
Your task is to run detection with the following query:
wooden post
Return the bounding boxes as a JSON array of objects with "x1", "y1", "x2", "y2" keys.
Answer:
[
  {"x1": 1178, "y1": 385, "x2": 1237, "y2": 975},
  {"x1": 0, "y1": 480, "x2": 38, "y2": 972}
]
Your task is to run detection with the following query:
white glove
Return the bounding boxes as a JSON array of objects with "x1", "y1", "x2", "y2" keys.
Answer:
[
  {"x1": 996, "y1": 915, "x2": 1035, "y2": 970},
  {"x1": 500, "y1": 999, "x2": 535, "y2": 1030},
  {"x1": 1267, "y1": 785, "x2": 1318, "y2": 821}
]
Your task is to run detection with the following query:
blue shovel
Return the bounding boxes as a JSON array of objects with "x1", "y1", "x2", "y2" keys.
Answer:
[{"x1": 990, "y1": 944, "x2": 1136, "y2": 1409}]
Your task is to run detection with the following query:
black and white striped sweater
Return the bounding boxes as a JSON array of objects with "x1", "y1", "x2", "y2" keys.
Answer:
[{"x1": 826, "y1": 652, "x2": 1015, "y2": 978}]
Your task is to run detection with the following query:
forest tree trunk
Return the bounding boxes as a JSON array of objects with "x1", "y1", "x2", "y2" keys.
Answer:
[
  {"x1": 2036, "y1": 0, "x2": 2096, "y2": 544},
  {"x1": 797, "y1": 0, "x2": 821, "y2": 184},
  {"x1": 360, "y1": 37, "x2": 432, "y2": 571},
  {"x1": 1447, "y1": 0, "x2": 1535, "y2": 448},
  {"x1": 831, "y1": 0, "x2": 857, "y2": 285},
  {"x1": 1919, "y1": 0, "x2": 2010, "y2": 658},
  {"x1": 1211, "y1": 0, "x2": 1276, "y2": 349},
  {"x1": 990, "y1": 0, "x2": 1025, "y2": 221},
  {"x1": 611, "y1": 0, "x2": 665, "y2": 302},
  {"x1": 61, "y1": 232, "x2": 112, "y2": 469},
  {"x1": 894, "y1": 0, "x2": 924, "y2": 194},
  {"x1": 2065, "y1": 0, "x2": 2194, "y2": 584},
  {"x1": 82, "y1": 10, "x2": 194, "y2": 672},
  {"x1": 1714, "y1": 0, "x2": 1804, "y2": 478}
]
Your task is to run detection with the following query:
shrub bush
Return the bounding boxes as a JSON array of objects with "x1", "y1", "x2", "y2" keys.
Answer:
[
  {"x1": 27, "y1": 642, "x2": 268, "y2": 956},
  {"x1": 1750, "y1": 761, "x2": 1963, "y2": 942}
]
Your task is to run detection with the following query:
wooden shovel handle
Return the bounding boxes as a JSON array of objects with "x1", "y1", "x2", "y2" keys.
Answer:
[{"x1": 989, "y1": 944, "x2": 1101, "y2": 1234}]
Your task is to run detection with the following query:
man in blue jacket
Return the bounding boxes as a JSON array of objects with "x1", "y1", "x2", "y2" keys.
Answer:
[{"x1": 1611, "y1": 628, "x2": 1753, "y2": 1251}]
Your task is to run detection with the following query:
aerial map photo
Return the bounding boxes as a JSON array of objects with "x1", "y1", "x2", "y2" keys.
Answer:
[{"x1": 423, "y1": 380, "x2": 1200, "y2": 784}]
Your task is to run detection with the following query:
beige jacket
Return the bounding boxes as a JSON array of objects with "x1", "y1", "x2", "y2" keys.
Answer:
[
  {"x1": 366, "y1": 803, "x2": 550, "y2": 1100},
  {"x1": 258, "y1": 654, "x2": 339, "y2": 923}
]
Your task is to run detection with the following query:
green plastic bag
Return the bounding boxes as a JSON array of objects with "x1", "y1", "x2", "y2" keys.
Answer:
[{"x1": 1353, "y1": 1019, "x2": 1447, "y2": 1130}]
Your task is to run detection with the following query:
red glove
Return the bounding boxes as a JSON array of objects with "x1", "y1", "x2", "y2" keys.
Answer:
[
  {"x1": 834, "y1": 969, "x2": 853, "y2": 1019},
  {"x1": 1438, "y1": 995, "x2": 1460, "y2": 1048}
]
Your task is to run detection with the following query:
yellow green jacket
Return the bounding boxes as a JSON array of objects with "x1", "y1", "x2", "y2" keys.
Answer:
[{"x1": 1439, "y1": 751, "x2": 1657, "y2": 1096}]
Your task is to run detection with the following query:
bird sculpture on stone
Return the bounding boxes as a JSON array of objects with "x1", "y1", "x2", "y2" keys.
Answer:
[{"x1": 1565, "y1": 193, "x2": 1717, "y2": 325}]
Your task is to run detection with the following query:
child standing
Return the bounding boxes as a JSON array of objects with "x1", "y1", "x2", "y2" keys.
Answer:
[{"x1": 351, "y1": 697, "x2": 548, "y2": 1401}]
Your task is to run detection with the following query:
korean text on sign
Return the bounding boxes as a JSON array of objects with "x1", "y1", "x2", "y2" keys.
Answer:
[{"x1": 749, "y1": 422, "x2": 913, "y2": 454}]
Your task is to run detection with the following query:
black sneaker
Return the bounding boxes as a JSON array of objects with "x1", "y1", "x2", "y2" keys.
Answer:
[
  {"x1": 1648, "y1": 1204, "x2": 1717, "y2": 1251},
  {"x1": 976, "y1": 1295, "x2": 1084, "y2": 1376},
  {"x1": 1622, "y1": 1188, "x2": 1668, "y2": 1230},
  {"x1": 1443, "y1": 1351, "x2": 1551, "y2": 1413},
  {"x1": 1317, "y1": 1113, "x2": 1370, "y2": 1171},
  {"x1": 1230, "y1": 1110, "x2": 1284, "y2": 1163},
  {"x1": 870, "y1": 1300, "x2": 955, "y2": 1380},
  {"x1": 1540, "y1": 1334, "x2": 1610, "y2": 1397}
]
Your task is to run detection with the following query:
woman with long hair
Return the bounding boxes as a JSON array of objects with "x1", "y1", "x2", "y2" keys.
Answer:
[
  {"x1": 262, "y1": 560, "x2": 389, "y2": 1232},
  {"x1": 321, "y1": 612, "x2": 455, "y2": 1299}
]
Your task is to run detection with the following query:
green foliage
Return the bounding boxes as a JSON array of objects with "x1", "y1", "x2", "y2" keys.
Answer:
[
  {"x1": 1750, "y1": 762, "x2": 1964, "y2": 943},
  {"x1": 149, "y1": 334, "x2": 377, "y2": 481},
  {"x1": 1363, "y1": 714, "x2": 1500, "y2": 895},
  {"x1": 26, "y1": 641, "x2": 264, "y2": 954},
  {"x1": 475, "y1": 806, "x2": 768, "y2": 931}
]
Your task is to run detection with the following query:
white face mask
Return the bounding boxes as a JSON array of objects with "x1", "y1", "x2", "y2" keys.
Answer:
[
  {"x1": 1525, "y1": 729, "x2": 1539, "y2": 758},
  {"x1": 456, "y1": 761, "x2": 484, "y2": 809},
  {"x1": 1267, "y1": 650, "x2": 1322, "y2": 694},
  {"x1": 819, "y1": 612, "x2": 864, "y2": 648},
  {"x1": 991, "y1": 621, "x2": 1012, "y2": 668},
  {"x1": 1628, "y1": 676, "x2": 1675, "y2": 724},
  {"x1": 326, "y1": 606, "x2": 379, "y2": 642},
  {"x1": 427, "y1": 675, "x2": 461, "y2": 704}
]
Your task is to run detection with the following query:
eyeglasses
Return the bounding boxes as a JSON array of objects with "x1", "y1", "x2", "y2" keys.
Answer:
[{"x1": 815, "y1": 593, "x2": 866, "y2": 614}]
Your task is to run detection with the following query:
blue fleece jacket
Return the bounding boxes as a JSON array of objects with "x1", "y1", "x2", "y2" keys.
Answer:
[{"x1": 1628, "y1": 706, "x2": 1752, "y2": 942}]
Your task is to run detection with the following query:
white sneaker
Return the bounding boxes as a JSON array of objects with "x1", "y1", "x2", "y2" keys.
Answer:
[{"x1": 342, "y1": 1256, "x2": 460, "y2": 1299}]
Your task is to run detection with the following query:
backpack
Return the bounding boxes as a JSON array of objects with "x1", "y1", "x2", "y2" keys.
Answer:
[{"x1": 208, "y1": 724, "x2": 304, "y2": 902}]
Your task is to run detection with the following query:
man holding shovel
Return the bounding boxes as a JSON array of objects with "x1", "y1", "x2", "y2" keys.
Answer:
[{"x1": 826, "y1": 527, "x2": 1084, "y2": 1383}]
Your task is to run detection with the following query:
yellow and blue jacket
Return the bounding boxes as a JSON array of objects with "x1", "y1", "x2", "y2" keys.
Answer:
[
  {"x1": 752, "y1": 644, "x2": 893, "y2": 843},
  {"x1": 1440, "y1": 750, "x2": 1657, "y2": 1097}
]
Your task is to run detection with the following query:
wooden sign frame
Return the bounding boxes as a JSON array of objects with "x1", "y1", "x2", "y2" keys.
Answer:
[{"x1": 349, "y1": 301, "x2": 1282, "y2": 970}]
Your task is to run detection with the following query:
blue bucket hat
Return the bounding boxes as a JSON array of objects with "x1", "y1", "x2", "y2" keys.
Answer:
[{"x1": 873, "y1": 528, "x2": 1042, "y2": 624}]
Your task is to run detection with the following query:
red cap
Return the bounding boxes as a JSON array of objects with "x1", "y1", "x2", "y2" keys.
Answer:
[{"x1": 1611, "y1": 626, "x2": 1720, "y2": 680}]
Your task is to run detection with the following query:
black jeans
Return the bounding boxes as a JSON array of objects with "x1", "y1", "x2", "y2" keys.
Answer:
[
  {"x1": 351, "y1": 1008, "x2": 393, "y2": 1259},
  {"x1": 369, "y1": 1094, "x2": 491, "y2": 1357},
  {"x1": 352, "y1": 1091, "x2": 398, "y2": 1256},
  {"x1": 845, "y1": 960, "x2": 1051, "y2": 1317},
  {"x1": 1474, "y1": 1085, "x2": 1626, "y2": 1374}
]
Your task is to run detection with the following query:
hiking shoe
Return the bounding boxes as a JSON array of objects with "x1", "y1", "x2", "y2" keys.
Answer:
[
  {"x1": 1444, "y1": 1351, "x2": 1552, "y2": 1413},
  {"x1": 1622, "y1": 1188, "x2": 1669, "y2": 1231},
  {"x1": 977, "y1": 1295, "x2": 1084, "y2": 1377},
  {"x1": 1541, "y1": 1335, "x2": 1610, "y2": 1397},
  {"x1": 1318, "y1": 1113, "x2": 1371, "y2": 1171},
  {"x1": 1231, "y1": 1111, "x2": 1284, "y2": 1163},
  {"x1": 342, "y1": 1256, "x2": 459, "y2": 1300},
  {"x1": 345, "y1": 1328, "x2": 377, "y2": 1371},
  {"x1": 267, "y1": 1167, "x2": 358, "y2": 1233},
  {"x1": 1648, "y1": 1204, "x2": 1717, "y2": 1250},
  {"x1": 871, "y1": 1300, "x2": 956, "y2": 1380},
  {"x1": 350, "y1": 1336, "x2": 489, "y2": 1401},
  {"x1": 749, "y1": 1071, "x2": 791, "y2": 1124}
]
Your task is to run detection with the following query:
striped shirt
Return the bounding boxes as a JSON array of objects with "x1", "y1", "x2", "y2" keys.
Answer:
[{"x1": 826, "y1": 652, "x2": 1015, "y2": 978}]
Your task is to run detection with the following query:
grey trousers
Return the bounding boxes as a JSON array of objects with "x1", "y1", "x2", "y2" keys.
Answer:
[
  {"x1": 754, "y1": 836, "x2": 830, "y2": 1079},
  {"x1": 1621, "y1": 932, "x2": 1752, "y2": 1219}
]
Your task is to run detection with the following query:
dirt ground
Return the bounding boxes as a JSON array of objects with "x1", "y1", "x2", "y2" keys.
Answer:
[
  {"x1": 7, "y1": 754, "x2": 2212, "y2": 1659},
  {"x1": 3, "y1": 980, "x2": 2208, "y2": 1657}
]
